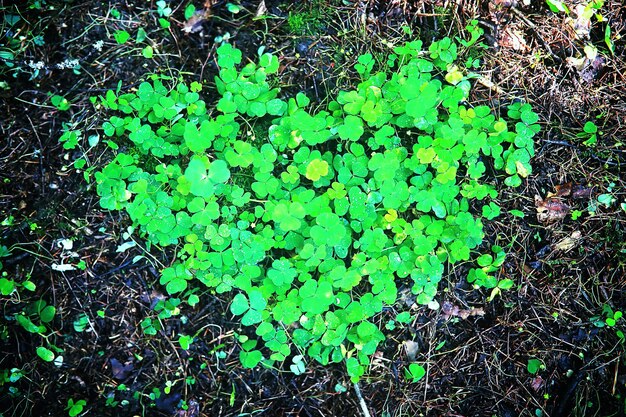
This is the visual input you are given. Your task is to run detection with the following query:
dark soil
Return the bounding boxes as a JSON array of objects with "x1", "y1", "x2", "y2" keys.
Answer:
[{"x1": 1, "y1": 1, "x2": 625, "y2": 416}]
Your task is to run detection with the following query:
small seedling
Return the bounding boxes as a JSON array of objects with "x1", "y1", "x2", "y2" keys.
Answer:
[
  {"x1": 73, "y1": 314, "x2": 89, "y2": 332},
  {"x1": 16, "y1": 299, "x2": 56, "y2": 335},
  {"x1": 142, "y1": 46, "x2": 154, "y2": 58},
  {"x1": 404, "y1": 363, "x2": 426, "y2": 382},
  {"x1": 36, "y1": 346, "x2": 55, "y2": 362},
  {"x1": 164, "y1": 380, "x2": 175, "y2": 394},
  {"x1": 290, "y1": 355, "x2": 306, "y2": 375},
  {"x1": 527, "y1": 358, "x2": 545, "y2": 374},
  {"x1": 66, "y1": 399, "x2": 86, "y2": 417},
  {"x1": 51, "y1": 94, "x2": 71, "y2": 111},
  {"x1": 155, "y1": 0, "x2": 171, "y2": 17},
  {"x1": 605, "y1": 24, "x2": 615, "y2": 55},
  {"x1": 179, "y1": 334, "x2": 194, "y2": 350},
  {"x1": 458, "y1": 19, "x2": 484, "y2": 48},
  {"x1": 597, "y1": 193, "x2": 616, "y2": 208},
  {"x1": 226, "y1": 3, "x2": 241, "y2": 13},
  {"x1": 571, "y1": 209, "x2": 583, "y2": 220},
  {"x1": 113, "y1": 30, "x2": 130, "y2": 45},
  {"x1": 184, "y1": 4, "x2": 195, "y2": 19},
  {"x1": 577, "y1": 121, "x2": 599, "y2": 146},
  {"x1": 510, "y1": 209, "x2": 525, "y2": 218},
  {"x1": 334, "y1": 383, "x2": 347, "y2": 393},
  {"x1": 592, "y1": 305, "x2": 623, "y2": 328}
]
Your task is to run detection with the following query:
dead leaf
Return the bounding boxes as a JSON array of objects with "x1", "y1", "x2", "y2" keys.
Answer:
[
  {"x1": 441, "y1": 301, "x2": 485, "y2": 320},
  {"x1": 535, "y1": 195, "x2": 570, "y2": 224},
  {"x1": 489, "y1": 0, "x2": 518, "y2": 19},
  {"x1": 554, "y1": 231, "x2": 582, "y2": 252},
  {"x1": 403, "y1": 340, "x2": 420, "y2": 361},
  {"x1": 566, "y1": 56, "x2": 587, "y2": 72},
  {"x1": 551, "y1": 183, "x2": 594, "y2": 199},
  {"x1": 536, "y1": 244, "x2": 552, "y2": 259},
  {"x1": 110, "y1": 358, "x2": 134, "y2": 380},
  {"x1": 572, "y1": 184, "x2": 594, "y2": 198},
  {"x1": 500, "y1": 28, "x2": 529, "y2": 51},
  {"x1": 580, "y1": 56, "x2": 606, "y2": 83},
  {"x1": 256, "y1": 0, "x2": 267, "y2": 17},
  {"x1": 570, "y1": 4, "x2": 591, "y2": 39},
  {"x1": 494, "y1": 0, "x2": 518, "y2": 6},
  {"x1": 554, "y1": 182, "x2": 572, "y2": 197},
  {"x1": 183, "y1": 10, "x2": 211, "y2": 33},
  {"x1": 176, "y1": 400, "x2": 200, "y2": 417},
  {"x1": 183, "y1": 1, "x2": 214, "y2": 34},
  {"x1": 531, "y1": 376, "x2": 544, "y2": 391}
]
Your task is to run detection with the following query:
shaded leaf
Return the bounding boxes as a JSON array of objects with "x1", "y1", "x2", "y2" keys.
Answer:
[
  {"x1": 36, "y1": 346, "x2": 55, "y2": 362},
  {"x1": 110, "y1": 358, "x2": 134, "y2": 380}
]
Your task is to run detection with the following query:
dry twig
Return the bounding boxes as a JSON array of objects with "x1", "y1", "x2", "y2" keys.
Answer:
[
  {"x1": 354, "y1": 382, "x2": 373, "y2": 417},
  {"x1": 510, "y1": 6, "x2": 562, "y2": 62}
]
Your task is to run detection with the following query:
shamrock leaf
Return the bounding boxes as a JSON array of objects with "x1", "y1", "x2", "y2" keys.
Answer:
[
  {"x1": 299, "y1": 280, "x2": 334, "y2": 315},
  {"x1": 184, "y1": 156, "x2": 231, "y2": 198},
  {"x1": 230, "y1": 290, "x2": 266, "y2": 326},
  {"x1": 305, "y1": 159, "x2": 329, "y2": 181},
  {"x1": 271, "y1": 201, "x2": 306, "y2": 231},
  {"x1": 267, "y1": 258, "x2": 297, "y2": 286}
]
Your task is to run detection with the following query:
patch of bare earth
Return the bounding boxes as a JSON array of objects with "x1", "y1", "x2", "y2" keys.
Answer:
[{"x1": 1, "y1": 1, "x2": 625, "y2": 416}]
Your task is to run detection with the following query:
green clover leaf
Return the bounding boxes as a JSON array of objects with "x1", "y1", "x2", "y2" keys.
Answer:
[
  {"x1": 300, "y1": 280, "x2": 334, "y2": 315},
  {"x1": 337, "y1": 115, "x2": 364, "y2": 141},
  {"x1": 87, "y1": 38, "x2": 538, "y2": 382},
  {"x1": 272, "y1": 201, "x2": 306, "y2": 231},
  {"x1": 217, "y1": 43, "x2": 242, "y2": 68},
  {"x1": 305, "y1": 158, "x2": 329, "y2": 181},
  {"x1": 231, "y1": 290, "x2": 267, "y2": 326},
  {"x1": 267, "y1": 259, "x2": 297, "y2": 286}
]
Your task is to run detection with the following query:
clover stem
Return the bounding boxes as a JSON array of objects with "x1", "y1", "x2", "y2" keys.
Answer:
[{"x1": 353, "y1": 382, "x2": 372, "y2": 417}]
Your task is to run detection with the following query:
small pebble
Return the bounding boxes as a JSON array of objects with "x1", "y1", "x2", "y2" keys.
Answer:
[{"x1": 296, "y1": 40, "x2": 313, "y2": 55}]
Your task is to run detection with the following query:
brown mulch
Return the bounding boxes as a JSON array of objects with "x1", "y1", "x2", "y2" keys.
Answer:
[{"x1": 1, "y1": 1, "x2": 625, "y2": 416}]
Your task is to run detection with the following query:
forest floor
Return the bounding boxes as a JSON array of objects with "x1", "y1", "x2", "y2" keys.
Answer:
[{"x1": 1, "y1": 1, "x2": 626, "y2": 416}]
